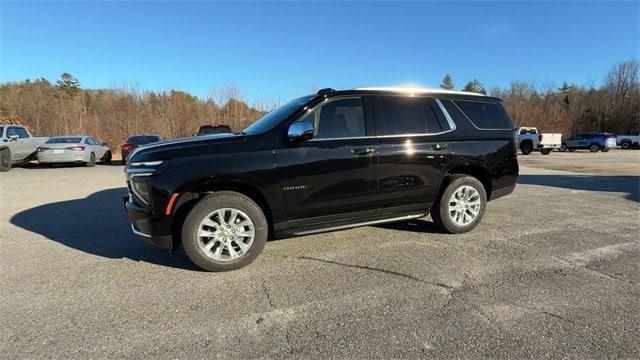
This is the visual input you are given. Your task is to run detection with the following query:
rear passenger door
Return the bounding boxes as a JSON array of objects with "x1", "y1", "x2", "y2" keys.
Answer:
[{"x1": 374, "y1": 96, "x2": 454, "y2": 212}]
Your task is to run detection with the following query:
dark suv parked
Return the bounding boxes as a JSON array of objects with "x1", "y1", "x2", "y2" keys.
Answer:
[{"x1": 124, "y1": 87, "x2": 519, "y2": 271}]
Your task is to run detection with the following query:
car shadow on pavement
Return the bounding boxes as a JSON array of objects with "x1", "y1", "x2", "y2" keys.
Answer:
[
  {"x1": 10, "y1": 187, "x2": 201, "y2": 271},
  {"x1": 375, "y1": 217, "x2": 446, "y2": 234},
  {"x1": 518, "y1": 174, "x2": 640, "y2": 202}
]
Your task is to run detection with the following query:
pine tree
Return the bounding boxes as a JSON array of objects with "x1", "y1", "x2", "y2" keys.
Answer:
[
  {"x1": 56, "y1": 73, "x2": 81, "y2": 97},
  {"x1": 462, "y1": 79, "x2": 486, "y2": 94},
  {"x1": 440, "y1": 74, "x2": 454, "y2": 90}
]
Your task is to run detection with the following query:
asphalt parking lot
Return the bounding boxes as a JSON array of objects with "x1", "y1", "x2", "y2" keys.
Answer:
[{"x1": 1, "y1": 150, "x2": 639, "y2": 358}]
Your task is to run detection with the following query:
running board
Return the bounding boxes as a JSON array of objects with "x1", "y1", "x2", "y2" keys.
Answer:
[{"x1": 293, "y1": 213, "x2": 426, "y2": 236}]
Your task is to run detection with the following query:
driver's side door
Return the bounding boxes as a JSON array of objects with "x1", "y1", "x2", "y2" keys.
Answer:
[
  {"x1": 6, "y1": 126, "x2": 31, "y2": 160},
  {"x1": 274, "y1": 96, "x2": 379, "y2": 223}
]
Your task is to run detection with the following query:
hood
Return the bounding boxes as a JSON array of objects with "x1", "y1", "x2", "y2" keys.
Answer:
[{"x1": 128, "y1": 132, "x2": 244, "y2": 162}]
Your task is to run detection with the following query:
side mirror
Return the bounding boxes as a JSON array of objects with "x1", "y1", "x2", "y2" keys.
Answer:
[
  {"x1": 287, "y1": 121, "x2": 314, "y2": 143},
  {"x1": 102, "y1": 142, "x2": 108, "y2": 146},
  {"x1": 8, "y1": 135, "x2": 19, "y2": 141}
]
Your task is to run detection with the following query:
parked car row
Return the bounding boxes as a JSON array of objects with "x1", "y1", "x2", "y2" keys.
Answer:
[
  {"x1": 1, "y1": 122, "x2": 236, "y2": 172},
  {"x1": 0, "y1": 124, "x2": 114, "y2": 172},
  {"x1": 515, "y1": 126, "x2": 637, "y2": 154}
]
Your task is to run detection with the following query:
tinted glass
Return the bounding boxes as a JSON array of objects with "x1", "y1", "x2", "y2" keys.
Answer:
[
  {"x1": 380, "y1": 96, "x2": 442, "y2": 135},
  {"x1": 46, "y1": 137, "x2": 82, "y2": 144},
  {"x1": 453, "y1": 100, "x2": 512, "y2": 129},
  {"x1": 127, "y1": 135, "x2": 161, "y2": 143},
  {"x1": 244, "y1": 95, "x2": 314, "y2": 135},
  {"x1": 0, "y1": 126, "x2": 4, "y2": 136},
  {"x1": 6, "y1": 127, "x2": 19, "y2": 137},
  {"x1": 298, "y1": 97, "x2": 365, "y2": 139}
]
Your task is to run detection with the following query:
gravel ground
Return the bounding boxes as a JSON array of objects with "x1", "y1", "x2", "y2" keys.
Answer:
[{"x1": 1, "y1": 152, "x2": 639, "y2": 359}]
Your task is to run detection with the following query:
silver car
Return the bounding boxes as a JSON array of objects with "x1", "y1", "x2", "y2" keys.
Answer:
[{"x1": 37, "y1": 136, "x2": 112, "y2": 166}]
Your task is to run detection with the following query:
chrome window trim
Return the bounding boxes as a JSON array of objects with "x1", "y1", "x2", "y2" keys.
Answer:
[{"x1": 434, "y1": 99, "x2": 457, "y2": 131}]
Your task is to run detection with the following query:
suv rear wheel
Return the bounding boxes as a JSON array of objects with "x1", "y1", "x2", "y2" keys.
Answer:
[
  {"x1": 589, "y1": 144, "x2": 599, "y2": 152},
  {"x1": 181, "y1": 191, "x2": 268, "y2": 272},
  {"x1": 431, "y1": 175, "x2": 487, "y2": 234}
]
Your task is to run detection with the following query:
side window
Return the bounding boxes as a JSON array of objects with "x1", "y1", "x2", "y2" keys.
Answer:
[
  {"x1": 90, "y1": 138, "x2": 98, "y2": 145},
  {"x1": 453, "y1": 100, "x2": 512, "y2": 129},
  {"x1": 16, "y1": 128, "x2": 29, "y2": 138},
  {"x1": 297, "y1": 97, "x2": 365, "y2": 139},
  {"x1": 7, "y1": 127, "x2": 20, "y2": 137},
  {"x1": 7, "y1": 127, "x2": 28, "y2": 138},
  {"x1": 379, "y1": 96, "x2": 441, "y2": 135}
]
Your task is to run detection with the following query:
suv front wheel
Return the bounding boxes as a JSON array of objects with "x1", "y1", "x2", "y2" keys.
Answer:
[
  {"x1": 181, "y1": 191, "x2": 268, "y2": 272},
  {"x1": 431, "y1": 175, "x2": 487, "y2": 234}
]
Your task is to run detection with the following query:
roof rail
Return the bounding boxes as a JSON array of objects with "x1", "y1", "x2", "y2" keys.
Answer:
[{"x1": 316, "y1": 88, "x2": 334, "y2": 96}]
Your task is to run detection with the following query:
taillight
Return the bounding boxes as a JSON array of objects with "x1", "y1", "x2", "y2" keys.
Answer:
[
  {"x1": 122, "y1": 144, "x2": 134, "y2": 152},
  {"x1": 37, "y1": 147, "x2": 49, "y2": 152},
  {"x1": 66, "y1": 146, "x2": 85, "y2": 151},
  {"x1": 538, "y1": 134, "x2": 543, "y2": 142}
]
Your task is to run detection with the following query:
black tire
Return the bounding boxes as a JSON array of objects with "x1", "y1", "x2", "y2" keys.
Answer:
[
  {"x1": 102, "y1": 151, "x2": 112, "y2": 164},
  {"x1": 86, "y1": 153, "x2": 96, "y2": 167},
  {"x1": 520, "y1": 141, "x2": 533, "y2": 155},
  {"x1": 181, "y1": 191, "x2": 268, "y2": 272},
  {"x1": 568, "y1": 148, "x2": 576, "y2": 152},
  {"x1": 0, "y1": 149, "x2": 11, "y2": 172},
  {"x1": 431, "y1": 175, "x2": 487, "y2": 234},
  {"x1": 589, "y1": 144, "x2": 599, "y2": 152},
  {"x1": 621, "y1": 141, "x2": 630, "y2": 150},
  {"x1": 601, "y1": 147, "x2": 609, "y2": 152},
  {"x1": 559, "y1": 144, "x2": 567, "y2": 152},
  {"x1": 540, "y1": 148, "x2": 551, "y2": 155}
]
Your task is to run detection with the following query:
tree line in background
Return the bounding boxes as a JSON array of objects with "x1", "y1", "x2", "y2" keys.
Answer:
[{"x1": 0, "y1": 59, "x2": 637, "y2": 156}]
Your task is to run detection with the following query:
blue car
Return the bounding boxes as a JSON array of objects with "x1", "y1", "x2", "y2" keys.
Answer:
[{"x1": 560, "y1": 133, "x2": 617, "y2": 152}]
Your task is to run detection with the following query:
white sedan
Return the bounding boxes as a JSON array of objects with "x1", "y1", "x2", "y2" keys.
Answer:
[{"x1": 37, "y1": 136, "x2": 112, "y2": 166}]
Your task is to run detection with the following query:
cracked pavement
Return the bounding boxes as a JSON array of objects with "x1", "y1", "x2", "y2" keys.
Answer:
[{"x1": 1, "y1": 150, "x2": 639, "y2": 358}]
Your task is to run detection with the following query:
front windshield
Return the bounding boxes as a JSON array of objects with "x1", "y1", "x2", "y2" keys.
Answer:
[{"x1": 243, "y1": 95, "x2": 314, "y2": 135}]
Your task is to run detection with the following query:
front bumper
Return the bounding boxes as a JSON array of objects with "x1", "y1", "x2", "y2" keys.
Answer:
[{"x1": 123, "y1": 195, "x2": 173, "y2": 249}]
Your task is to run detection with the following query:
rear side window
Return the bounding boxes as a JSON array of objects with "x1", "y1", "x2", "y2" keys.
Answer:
[
  {"x1": 379, "y1": 96, "x2": 442, "y2": 135},
  {"x1": 453, "y1": 100, "x2": 512, "y2": 129}
]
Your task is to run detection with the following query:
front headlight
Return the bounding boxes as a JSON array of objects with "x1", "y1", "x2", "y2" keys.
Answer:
[{"x1": 130, "y1": 179, "x2": 151, "y2": 206}]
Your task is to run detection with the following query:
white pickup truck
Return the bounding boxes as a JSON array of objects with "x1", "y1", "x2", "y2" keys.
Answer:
[
  {"x1": 616, "y1": 134, "x2": 639, "y2": 149},
  {"x1": 0, "y1": 125, "x2": 49, "y2": 172},
  {"x1": 516, "y1": 127, "x2": 562, "y2": 155}
]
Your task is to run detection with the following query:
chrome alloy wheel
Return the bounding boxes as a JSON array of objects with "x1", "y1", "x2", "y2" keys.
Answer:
[
  {"x1": 448, "y1": 185, "x2": 481, "y2": 226},
  {"x1": 197, "y1": 208, "x2": 255, "y2": 262}
]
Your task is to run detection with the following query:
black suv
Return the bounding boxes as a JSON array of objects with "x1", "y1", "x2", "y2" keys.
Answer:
[{"x1": 124, "y1": 87, "x2": 518, "y2": 271}]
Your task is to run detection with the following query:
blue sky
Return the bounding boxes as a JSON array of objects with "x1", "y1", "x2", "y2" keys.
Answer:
[{"x1": 1, "y1": 1, "x2": 638, "y2": 103}]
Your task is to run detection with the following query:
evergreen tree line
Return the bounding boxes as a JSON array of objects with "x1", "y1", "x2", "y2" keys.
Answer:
[{"x1": 0, "y1": 59, "x2": 637, "y2": 157}]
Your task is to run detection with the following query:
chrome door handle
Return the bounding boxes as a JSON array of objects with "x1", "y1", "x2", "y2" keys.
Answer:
[{"x1": 351, "y1": 148, "x2": 375, "y2": 155}]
